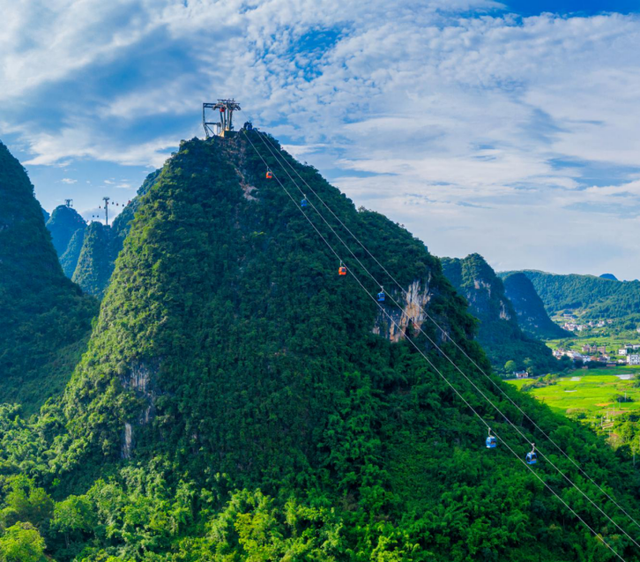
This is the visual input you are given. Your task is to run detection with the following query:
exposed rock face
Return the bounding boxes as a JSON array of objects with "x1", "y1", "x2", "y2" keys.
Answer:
[
  {"x1": 374, "y1": 279, "x2": 433, "y2": 342},
  {"x1": 122, "y1": 423, "x2": 133, "y2": 459},
  {"x1": 121, "y1": 363, "x2": 162, "y2": 455}
]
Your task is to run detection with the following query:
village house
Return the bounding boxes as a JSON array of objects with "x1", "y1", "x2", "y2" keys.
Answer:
[
  {"x1": 582, "y1": 344, "x2": 606, "y2": 354},
  {"x1": 628, "y1": 355, "x2": 640, "y2": 366}
]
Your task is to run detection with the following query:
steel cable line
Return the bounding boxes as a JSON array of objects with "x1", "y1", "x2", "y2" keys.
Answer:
[
  {"x1": 249, "y1": 129, "x2": 640, "y2": 552},
  {"x1": 240, "y1": 129, "x2": 627, "y2": 561},
  {"x1": 255, "y1": 129, "x2": 640, "y2": 537},
  {"x1": 260, "y1": 130, "x2": 640, "y2": 533}
]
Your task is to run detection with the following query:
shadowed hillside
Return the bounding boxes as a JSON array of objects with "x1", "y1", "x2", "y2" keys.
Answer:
[
  {"x1": 501, "y1": 272, "x2": 571, "y2": 340},
  {"x1": 442, "y1": 254, "x2": 559, "y2": 375},
  {"x1": 0, "y1": 141, "x2": 97, "y2": 411}
]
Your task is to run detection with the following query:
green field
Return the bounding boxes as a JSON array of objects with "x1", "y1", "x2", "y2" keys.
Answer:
[
  {"x1": 545, "y1": 336, "x2": 640, "y2": 353},
  {"x1": 508, "y1": 368, "x2": 640, "y2": 423}
]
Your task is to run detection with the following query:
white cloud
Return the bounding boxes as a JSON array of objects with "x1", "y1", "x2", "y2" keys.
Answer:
[
  {"x1": 60, "y1": 177, "x2": 77, "y2": 184},
  {"x1": 2, "y1": 1, "x2": 640, "y2": 277}
]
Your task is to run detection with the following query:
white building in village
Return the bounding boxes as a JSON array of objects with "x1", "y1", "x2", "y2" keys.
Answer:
[{"x1": 627, "y1": 355, "x2": 640, "y2": 366}]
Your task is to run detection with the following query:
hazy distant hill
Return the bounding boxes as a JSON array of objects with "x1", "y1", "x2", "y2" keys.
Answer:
[
  {"x1": 502, "y1": 270, "x2": 640, "y2": 327},
  {"x1": 45, "y1": 204, "x2": 87, "y2": 261},
  {"x1": 441, "y1": 254, "x2": 559, "y2": 374},
  {"x1": 66, "y1": 170, "x2": 161, "y2": 297},
  {"x1": 501, "y1": 272, "x2": 571, "y2": 340}
]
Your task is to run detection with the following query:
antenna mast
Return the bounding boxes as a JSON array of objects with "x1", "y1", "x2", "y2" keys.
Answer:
[
  {"x1": 64, "y1": 199, "x2": 73, "y2": 208},
  {"x1": 102, "y1": 196, "x2": 111, "y2": 226},
  {"x1": 203, "y1": 99, "x2": 241, "y2": 138}
]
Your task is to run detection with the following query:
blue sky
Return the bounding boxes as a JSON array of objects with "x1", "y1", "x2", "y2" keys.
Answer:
[{"x1": 2, "y1": 0, "x2": 640, "y2": 279}]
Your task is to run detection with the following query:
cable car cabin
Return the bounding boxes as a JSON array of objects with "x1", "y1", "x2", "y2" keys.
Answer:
[
  {"x1": 266, "y1": 170, "x2": 273, "y2": 179},
  {"x1": 486, "y1": 436, "x2": 497, "y2": 449},
  {"x1": 526, "y1": 452, "x2": 537, "y2": 465},
  {"x1": 377, "y1": 291, "x2": 385, "y2": 302},
  {"x1": 301, "y1": 198, "x2": 309, "y2": 208},
  {"x1": 339, "y1": 265, "x2": 347, "y2": 276}
]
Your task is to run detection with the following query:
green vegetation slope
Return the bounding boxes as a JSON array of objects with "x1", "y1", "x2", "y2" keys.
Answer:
[
  {"x1": 504, "y1": 270, "x2": 640, "y2": 328},
  {"x1": 502, "y1": 272, "x2": 571, "y2": 340},
  {"x1": 441, "y1": 255, "x2": 560, "y2": 374},
  {"x1": 0, "y1": 133, "x2": 639, "y2": 561},
  {"x1": 0, "y1": 141, "x2": 97, "y2": 412}
]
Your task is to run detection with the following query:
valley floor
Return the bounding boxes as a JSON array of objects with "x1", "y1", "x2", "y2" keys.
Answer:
[{"x1": 508, "y1": 366, "x2": 640, "y2": 426}]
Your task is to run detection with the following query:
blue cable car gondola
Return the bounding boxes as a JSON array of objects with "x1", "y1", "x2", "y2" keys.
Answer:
[
  {"x1": 486, "y1": 428, "x2": 496, "y2": 449},
  {"x1": 526, "y1": 443, "x2": 537, "y2": 465},
  {"x1": 301, "y1": 195, "x2": 309, "y2": 208},
  {"x1": 377, "y1": 287, "x2": 385, "y2": 302}
]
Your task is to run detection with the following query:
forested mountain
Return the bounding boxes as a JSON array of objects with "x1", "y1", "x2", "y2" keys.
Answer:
[
  {"x1": 1, "y1": 132, "x2": 640, "y2": 561},
  {"x1": 501, "y1": 272, "x2": 570, "y2": 339},
  {"x1": 441, "y1": 254, "x2": 559, "y2": 374},
  {"x1": 0, "y1": 141, "x2": 97, "y2": 412},
  {"x1": 60, "y1": 227, "x2": 87, "y2": 278},
  {"x1": 71, "y1": 222, "x2": 116, "y2": 298},
  {"x1": 61, "y1": 170, "x2": 162, "y2": 297},
  {"x1": 504, "y1": 270, "x2": 640, "y2": 326},
  {"x1": 46, "y1": 204, "x2": 87, "y2": 266}
]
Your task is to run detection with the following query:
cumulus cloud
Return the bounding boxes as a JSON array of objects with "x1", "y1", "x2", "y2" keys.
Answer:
[{"x1": 1, "y1": 1, "x2": 640, "y2": 276}]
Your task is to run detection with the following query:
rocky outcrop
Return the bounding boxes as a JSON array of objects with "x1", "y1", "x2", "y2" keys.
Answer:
[
  {"x1": 121, "y1": 362, "x2": 162, "y2": 458},
  {"x1": 374, "y1": 278, "x2": 434, "y2": 342}
]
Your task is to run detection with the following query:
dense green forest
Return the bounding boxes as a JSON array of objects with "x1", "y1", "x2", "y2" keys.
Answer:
[
  {"x1": 441, "y1": 255, "x2": 564, "y2": 375},
  {"x1": 0, "y1": 141, "x2": 97, "y2": 412},
  {"x1": 1, "y1": 133, "x2": 640, "y2": 561},
  {"x1": 501, "y1": 272, "x2": 571, "y2": 340},
  {"x1": 503, "y1": 270, "x2": 640, "y2": 329}
]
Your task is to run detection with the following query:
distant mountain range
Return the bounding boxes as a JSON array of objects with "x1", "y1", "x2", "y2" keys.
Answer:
[
  {"x1": 500, "y1": 270, "x2": 640, "y2": 329},
  {"x1": 441, "y1": 254, "x2": 560, "y2": 374},
  {"x1": 45, "y1": 170, "x2": 161, "y2": 297}
]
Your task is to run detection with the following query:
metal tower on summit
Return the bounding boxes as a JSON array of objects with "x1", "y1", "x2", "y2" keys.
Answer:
[{"x1": 203, "y1": 99, "x2": 241, "y2": 138}]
